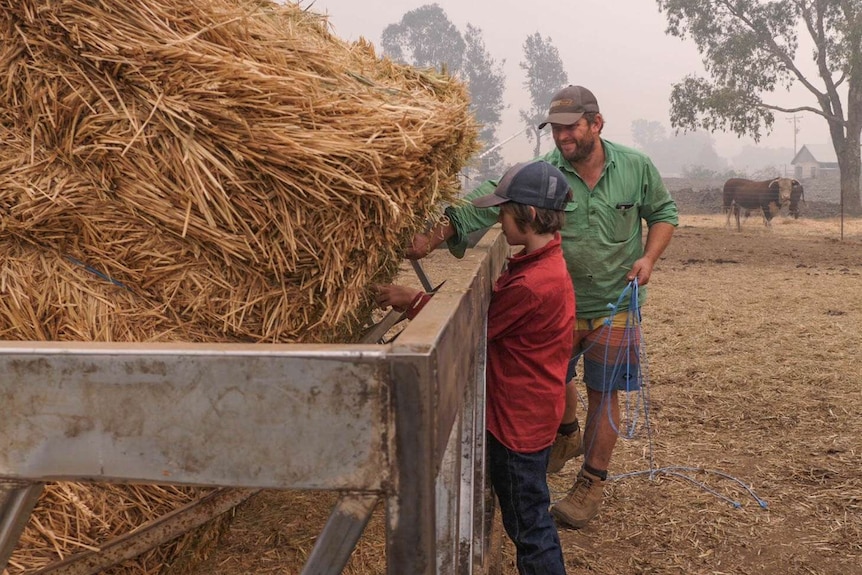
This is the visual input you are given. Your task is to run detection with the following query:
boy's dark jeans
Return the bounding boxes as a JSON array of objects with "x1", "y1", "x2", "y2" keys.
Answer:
[{"x1": 487, "y1": 432, "x2": 567, "y2": 575}]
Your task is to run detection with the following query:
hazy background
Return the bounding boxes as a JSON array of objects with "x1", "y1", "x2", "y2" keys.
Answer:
[{"x1": 299, "y1": 0, "x2": 830, "y2": 171}]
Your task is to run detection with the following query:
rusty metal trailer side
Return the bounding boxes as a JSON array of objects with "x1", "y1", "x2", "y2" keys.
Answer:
[{"x1": 0, "y1": 229, "x2": 508, "y2": 575}]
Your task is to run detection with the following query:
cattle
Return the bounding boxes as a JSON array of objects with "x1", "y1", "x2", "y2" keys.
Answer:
[
  {"x1": 789, "y1": 181, "x2": 805, "y2": 219},
  {"x1": 722, "y1": 177, "x2": 804, "y2": 231}
]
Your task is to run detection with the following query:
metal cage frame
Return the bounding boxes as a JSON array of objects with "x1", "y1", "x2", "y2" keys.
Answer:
[{"x1": 0, "y1": 229, "x2": 508, "y2": 575}]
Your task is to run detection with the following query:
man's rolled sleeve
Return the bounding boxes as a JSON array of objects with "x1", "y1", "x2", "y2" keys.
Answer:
[
  {"x1": 641, "y1": 161, "x2": 679, "y2": 227},
  {"x1": 444, "y1": 181, "x2": 500, "y2": 258}
]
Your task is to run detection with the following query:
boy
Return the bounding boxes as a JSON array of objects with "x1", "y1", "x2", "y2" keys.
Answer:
[{"x1": 377, "y1": 160, "x2": 575, "y2": 574}]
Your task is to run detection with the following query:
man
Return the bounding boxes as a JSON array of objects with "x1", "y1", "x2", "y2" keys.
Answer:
[{"x1": 407, "y1": 85, "x2": 678, "y2": 529}]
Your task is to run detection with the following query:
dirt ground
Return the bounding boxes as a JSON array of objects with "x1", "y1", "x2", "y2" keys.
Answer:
[
  {"x1": 188, "y1": 205, "x2": 862, "y2": 575},
  {"x1": 543, "y1": 212, "x2": 862, "y2": 575}
]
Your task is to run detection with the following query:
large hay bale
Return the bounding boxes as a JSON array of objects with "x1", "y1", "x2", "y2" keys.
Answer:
[
  {"x1": 0, "y1": 0, "x2": 478, "y2": 572},
  {"x1": 0, "y1": 0, "x2": 478, "y2": 344}
]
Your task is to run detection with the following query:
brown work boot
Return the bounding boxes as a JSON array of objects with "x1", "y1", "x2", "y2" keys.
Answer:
[
  {"x1": 550, "y1": 468, "x2": 605, "y2": 528},
  {"x1": 547, "y1": 426, "x2": 584, "y2": 474}
]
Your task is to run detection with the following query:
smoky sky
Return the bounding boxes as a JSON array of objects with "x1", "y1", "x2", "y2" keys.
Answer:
[{"x1": 299, "y1": 0, "x2": 829, "y2": 166}]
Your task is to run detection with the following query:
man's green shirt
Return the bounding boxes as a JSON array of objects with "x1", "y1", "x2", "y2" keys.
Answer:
[{"x1": 445, "y1": 139, "x2": 679, "y2": 319}]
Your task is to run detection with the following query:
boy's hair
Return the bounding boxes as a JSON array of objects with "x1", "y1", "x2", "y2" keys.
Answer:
[{"x1": 501, "y1": 202, "x2": 565, "y2": 235}]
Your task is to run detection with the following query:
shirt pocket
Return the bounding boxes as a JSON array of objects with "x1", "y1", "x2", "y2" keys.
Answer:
[{"x1": 612, "y1": 201, "x2": 639, "y2": 242}]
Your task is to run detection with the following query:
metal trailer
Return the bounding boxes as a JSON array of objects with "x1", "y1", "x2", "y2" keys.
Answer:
[{"x1": 0, "y1": 229, "x2": 508, "y2": 575}]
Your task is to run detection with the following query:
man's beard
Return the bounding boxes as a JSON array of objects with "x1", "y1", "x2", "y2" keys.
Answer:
[{"x1": 560, "y1": 134, "x2": 596, "y2": 163}]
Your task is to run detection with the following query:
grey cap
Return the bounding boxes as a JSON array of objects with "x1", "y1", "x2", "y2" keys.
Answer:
[
  {"x1": 471, "y1": 161, "x2": 572, "y2": 211},
  {"x1": 538, "y1": 85, "x2": 600, "y2": 129}
]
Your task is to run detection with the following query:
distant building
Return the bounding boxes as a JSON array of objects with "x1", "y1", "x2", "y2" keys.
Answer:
[{"x1": 790, "y1": 144, "x2": 839, "y2": 179}]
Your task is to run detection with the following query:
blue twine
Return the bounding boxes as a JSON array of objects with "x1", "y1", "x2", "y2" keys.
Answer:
[
  {"x1": 64, "y1": 255, "x2": 132, "y2": 291},
  {"x1": 610, "y1": 466, "x2": 769, "y2": 510},
  {"x1": 561, "y1": 279, "x2": 767, "y2": 510}
]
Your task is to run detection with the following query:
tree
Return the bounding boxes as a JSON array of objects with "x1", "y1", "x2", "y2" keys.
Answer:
[
  {"x1": 381, "y1": 6, "x2": 506, "y2": 180},
  {"x1": 730, "y1": 144, "x2": 795, "y2": 175},
  {"x1": 519, "y1": 33, "x2": 568, "y2": 157},
  {"x1": 631, "y1": 119, "x2": 668, "y2": 150},
  {"x1": 630, "y1": 119, "x2": 728, "y2": 175},
  {"x1": 656, "y1": 0, "x2": 862, "y2": 210},
  {"x1": 380, "y1": 4, "x2": 465, "y2": 73},
  {"x1": 462, "y1": 24, "x2": 507, "y2": 180}
]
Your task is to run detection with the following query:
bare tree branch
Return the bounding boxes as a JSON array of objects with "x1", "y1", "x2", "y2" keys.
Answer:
[{"x1": 760, "y1": 102, "x2": 846, "y2": 123}]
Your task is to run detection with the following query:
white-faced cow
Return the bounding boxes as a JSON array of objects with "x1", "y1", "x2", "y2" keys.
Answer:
[{"x1": 722, "y1": 177, "x2": 804, "y2": 231}]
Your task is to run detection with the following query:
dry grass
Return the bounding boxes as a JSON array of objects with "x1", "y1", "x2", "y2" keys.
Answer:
[
  {"x1": 3, "y1": 484, "x2": 231, "y2": 575},
  {"x1": 548, "y1": 214, "x2": 862, "y2": 575}
]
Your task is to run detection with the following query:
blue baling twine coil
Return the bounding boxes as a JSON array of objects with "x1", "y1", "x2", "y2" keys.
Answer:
[{"x1": 561, "y1": 278, "x2": 768, "y2": 511}]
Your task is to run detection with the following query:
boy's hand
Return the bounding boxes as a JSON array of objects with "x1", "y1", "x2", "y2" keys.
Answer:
[{"x1": 375, "y1": 285, "x2": 422, "y2": 312}]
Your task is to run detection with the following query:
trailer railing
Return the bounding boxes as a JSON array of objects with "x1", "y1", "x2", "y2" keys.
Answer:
[{"x1": 0, "y1": 229, "x2": 508, "y2": 575}]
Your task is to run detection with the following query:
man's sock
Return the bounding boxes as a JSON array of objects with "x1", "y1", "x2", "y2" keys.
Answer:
[
  {"x1": 583, "y1": 463, "x2": 608, "y2": 481},
  {"x1": 557, "y1": 419, "x2": 580, "y2": 436}
]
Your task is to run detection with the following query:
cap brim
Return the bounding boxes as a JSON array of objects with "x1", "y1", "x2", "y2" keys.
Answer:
[
  {"x1": 537, "y1": 111, "x2": 585, "y2": 129},
  {"x1": 471, "y1": 193, "x2": 509, "y2": 208}
]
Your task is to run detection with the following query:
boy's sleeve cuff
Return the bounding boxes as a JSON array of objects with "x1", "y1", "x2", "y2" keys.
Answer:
[{"x1": 405, "y1": 292, "x2": 433, "y2": 320}]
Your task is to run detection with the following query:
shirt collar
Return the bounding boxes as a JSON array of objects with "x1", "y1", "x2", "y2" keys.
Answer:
[{"x1": 508, "y1": 233, "x2": 562, "y2": 268}]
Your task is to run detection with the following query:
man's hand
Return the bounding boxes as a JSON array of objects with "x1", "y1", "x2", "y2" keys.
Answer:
[
  {"x1": 405, "y1": 219, "x2": 455, "y2": 260},
  {"x1": 626, "y1": 256, "x2": 655, "y2": 286},
  {"x1": 629, "y1": 222, "x2": 675, "y2": 286},
  {"x1": 405, "y1": 233, "x2": 432, "y2": 260}
]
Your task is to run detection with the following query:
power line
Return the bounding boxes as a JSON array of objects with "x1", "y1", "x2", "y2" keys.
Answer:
[{"x1": 785, "y1": 115, "x2": 803, "y2": 155}]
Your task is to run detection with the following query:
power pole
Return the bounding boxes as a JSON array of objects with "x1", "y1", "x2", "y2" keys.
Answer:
[{"x1": 785, "y1": 115, "x2": 802, "y2": 155}]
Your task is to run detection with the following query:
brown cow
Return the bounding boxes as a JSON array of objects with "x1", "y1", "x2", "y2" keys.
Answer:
[
  {"x1": 789, "y1": 182, "x2": 805, "y2": 219},
  {"x1": 722, "y1": 177, "x2": 803, "y2": 231}
]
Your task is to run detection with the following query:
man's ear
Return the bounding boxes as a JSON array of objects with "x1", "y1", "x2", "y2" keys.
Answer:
[
  {"x1": 528, "y1": 206, "x2": 537, "y2": 222},
  {"x1": 592, "y1": 113, "x2": 604, "y2": 133}
]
